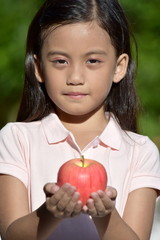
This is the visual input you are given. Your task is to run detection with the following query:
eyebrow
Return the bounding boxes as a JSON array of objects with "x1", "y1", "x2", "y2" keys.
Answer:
[
  {"x1": 47, "y1": 50, "x2": 108, "y2": 58},
  {"x1": 47, "y1": 51, "x2": 70, "y2": 58},
  {"x1": 84, "y1": 50, "x2": 108, "y2": 57}
]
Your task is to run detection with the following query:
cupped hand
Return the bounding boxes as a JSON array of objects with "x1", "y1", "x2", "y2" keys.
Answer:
[
  {"x1": 83, "y1": 186, "x2": 117, "y2": 218},
  {"x1": 43, "y1": 183, "x2": 82, "y2": 218}
]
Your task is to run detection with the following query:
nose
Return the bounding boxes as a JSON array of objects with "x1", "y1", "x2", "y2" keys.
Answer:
[{"x1": 66, "y1": 64, "x2": 85, "y2": 86}]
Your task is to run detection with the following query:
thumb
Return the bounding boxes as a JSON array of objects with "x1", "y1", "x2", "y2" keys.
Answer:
[
  {"x1": 105, "y1": 186, "x2": 117, "y2": 200},
  {"x1": 43, "y1": 182, "x2": 60, "y2": 197}
]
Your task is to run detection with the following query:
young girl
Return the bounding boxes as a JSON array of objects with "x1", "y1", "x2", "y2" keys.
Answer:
[{"x1": 0, "y1": 0, "x2": 160, "y2": 239}]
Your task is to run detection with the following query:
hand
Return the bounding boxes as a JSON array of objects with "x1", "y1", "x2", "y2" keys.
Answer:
[
  {"x1": 82, "y1": 186, "x2": 117, "y2": 218},
  {"x1": 43, "y1": 183, "x2": 82, "y2": 218}
]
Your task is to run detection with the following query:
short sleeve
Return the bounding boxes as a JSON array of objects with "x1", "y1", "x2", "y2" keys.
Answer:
[
  {"x1": 130, "y1": 137, "x2": 160, "y2": 194},
  {"x1": 0, "y1": 123, "x2": 29, "y2": 187}
]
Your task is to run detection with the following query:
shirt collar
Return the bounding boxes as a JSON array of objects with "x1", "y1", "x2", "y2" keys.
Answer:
[
  {"x1": 41, "y1": 113, "x2": 70, "y2": 144},
  {"x1": 41, "y1": 113, "x2": 123, "y2": 150},
  {"x1": 99, "y1": 114, "x2": 123, "y2": 150}
]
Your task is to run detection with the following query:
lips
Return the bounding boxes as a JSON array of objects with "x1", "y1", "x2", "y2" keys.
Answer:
[{"x1": 63, "y1": 92, "x2": 88, "y2": 100}]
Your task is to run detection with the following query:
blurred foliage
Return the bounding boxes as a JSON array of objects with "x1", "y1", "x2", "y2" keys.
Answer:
[
  {"x1": 0, "y1": 0, "x2": 160, "y2": 147},
  {"x1": 0, "y1": 0, "x2": 43, "y2": 126},
  {"x1": 121, "y1": 0, "x2": 160, "y2": 147}
]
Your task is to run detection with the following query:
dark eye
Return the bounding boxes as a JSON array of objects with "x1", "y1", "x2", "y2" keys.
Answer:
[
  {"x1": 53, "y1": 59, "x2": 68, "y2": 64},
  {"x1": 87, "y1": 59, "x2": 101, "y2": 64}
]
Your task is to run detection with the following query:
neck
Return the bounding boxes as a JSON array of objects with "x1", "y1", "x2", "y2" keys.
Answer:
[
  {"x1": 55, "y1": 108, "x2": 109, "y2": 150},
  {"x1": 56, "y1": 108, "x2": 109, "y2": 135}
]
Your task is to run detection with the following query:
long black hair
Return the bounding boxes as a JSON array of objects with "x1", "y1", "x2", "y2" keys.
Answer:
[{"x1": 17, "y1": 0, "x2": 138, "y2": 132}]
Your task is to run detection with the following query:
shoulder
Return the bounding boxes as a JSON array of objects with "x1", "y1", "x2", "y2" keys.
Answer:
[
  {"x1": 109, "y1": 113, "x2": 159, "y2": 154},
  {"x1": 125, "y1": 130, "x2": 159, "y2": 156},
  {"x1": 110, "y1": 114, "x2": 159, "y2": 161},
  {"x1": 0, "y1": 113, "x2": 57, "y2": 137},
  {"x1": 0, "y1": 115, "x2": 49, "y2": 148},
  {"x1": 0, "y1": 113, "x2": 65, "y2": 145},
  {"x1": 120, "y1": 130, "x2": 160, "y2": 170},
  {"x1": 125, "y1": 131, "x2": 160, "y2": 183},
  {"x1": 0, "y1": 120, "x2": 40, "y2": 139},
  {"x1": 0, "y1": 121, "x2": 42, "y2": 155}
]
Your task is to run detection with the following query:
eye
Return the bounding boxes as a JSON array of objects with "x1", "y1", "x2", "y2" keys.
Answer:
[
  {"x1": 86, "y1": 59, "x2": 101, "y2": 64},
  {"x1": 52, "y1": 59, "x2": 68, "y2": 65}
]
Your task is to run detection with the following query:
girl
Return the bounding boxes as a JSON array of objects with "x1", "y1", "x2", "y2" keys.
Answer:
[{"x1": 0, "y1": 0, "x2": 160, "y2": 239}]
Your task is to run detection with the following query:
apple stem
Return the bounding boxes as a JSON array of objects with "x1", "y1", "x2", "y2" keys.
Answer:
[{"x1": 81, "y1": 155, "x2": 85, "y2": 168}]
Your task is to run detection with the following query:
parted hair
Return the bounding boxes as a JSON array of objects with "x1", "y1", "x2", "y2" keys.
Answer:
[{"x1": 17, "y1": 0, "x2": 138, "y2": 132}]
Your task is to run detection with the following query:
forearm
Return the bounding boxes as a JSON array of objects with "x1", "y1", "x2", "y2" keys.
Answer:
[
  {"x1": 5, "y1": 203, "x2": 61, "y2": 240},
  {"x1": 93, "y1": 208, "x2": 140, "y2": 240}
]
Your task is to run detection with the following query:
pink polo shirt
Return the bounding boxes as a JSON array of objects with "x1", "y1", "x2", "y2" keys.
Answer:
[{"x1": 0, "y1": 113, "x2": 160, "y2": 239}]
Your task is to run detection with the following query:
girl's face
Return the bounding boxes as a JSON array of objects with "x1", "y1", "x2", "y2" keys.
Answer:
[{"x1": 35, "y1": 21, "x2": 128, "y2": 120}]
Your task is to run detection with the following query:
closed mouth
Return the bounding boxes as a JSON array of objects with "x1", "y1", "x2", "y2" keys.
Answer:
[{"x1": 63, "y1": 92, "x2": 88, "y2": 99}]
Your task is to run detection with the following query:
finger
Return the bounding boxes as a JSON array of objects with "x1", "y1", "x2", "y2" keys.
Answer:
[
  {"x1": 64, "y1": 192, "x2": 80, "y2": 216},
  {"x1": 54, "y1": 190, "x2": 81, "y2": 218},
  {"x1": 71, "y1": 200, "x2": 82, "y2": 217},
  {"x1": 43, "y1": 183, "x2": 59, "y2": 197},
  {"x1": 97, "y1": 190, "x2": 116, "y2": 213},
  {"x1": 56, "y1": 185, "x2": 76, "y2": 211},
  {"x1": 86, "y1": 198, "x2": 97, "y2": 217},
  {"x1": 105, "y1": 186, "x2": 117, "y2": 200},
  {"x1": 47, "y1": 183, "x2": 71, "y2": 207},
  {"x1": 91, "y1": 192, "x2": 106, "y2": 217},
  {"x1": 46, "y1": 183, "x2": 78, "y2": 218},
  {"x1": 63, "y1": 191, "x2": 82, "y2": 217}
]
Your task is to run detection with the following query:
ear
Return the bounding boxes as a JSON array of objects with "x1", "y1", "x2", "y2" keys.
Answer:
[
  {"x1": 34, "y1": 54, "x2": 44, "y2": 83},
  {"x1": 113, "y1": 53, "x2": 129, "y2": 83}
]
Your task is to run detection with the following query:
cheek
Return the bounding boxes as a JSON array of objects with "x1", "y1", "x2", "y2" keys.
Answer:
[
  {"x1": 95, "y1": 82, "x2": 113, "y2": 102},
  {"x1": 45, "y1": 81, "x2": 58, "y2": 96},
  {"x1": 43, "y1": 77, "x2": 58, "y2": 101},
  {"x1": 42, "y1": 69, "x2": 61, "y2": 93},
  {"x1": 91, "y1": 72, "x2": 113, "y2": 97}
]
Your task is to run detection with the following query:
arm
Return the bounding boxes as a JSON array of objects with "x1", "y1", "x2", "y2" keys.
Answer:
[
  {"x1": 85, "y1": 187, "x2": 157, "y2": 240},
  {"x1": 0, "y1": 175, "x2": 82, "y2": 240},
  {"x1": 122, "y1": 188, "x2": 157, "y2": 240}
]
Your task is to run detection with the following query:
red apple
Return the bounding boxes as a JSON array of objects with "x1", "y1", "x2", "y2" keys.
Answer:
[{"x1": 57, "y1": 157, "x2": 107, "y2": 205}]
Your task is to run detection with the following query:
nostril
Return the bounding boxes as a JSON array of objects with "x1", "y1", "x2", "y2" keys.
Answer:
[
  {"x1": 66, "y1": 76, "x2": 84, "y2": 86},
  {"x1": 66, "y1": 81, "x2": 84, "y2": 86}
]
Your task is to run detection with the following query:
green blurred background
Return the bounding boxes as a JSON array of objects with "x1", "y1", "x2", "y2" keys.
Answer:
[{"x1": 0, "y1": 0, "x2": 160, "y2": 149}]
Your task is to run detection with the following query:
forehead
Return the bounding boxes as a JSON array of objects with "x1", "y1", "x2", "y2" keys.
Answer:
[{"x1": 41, "y1": 21, "x2": 114, "y2": 54}]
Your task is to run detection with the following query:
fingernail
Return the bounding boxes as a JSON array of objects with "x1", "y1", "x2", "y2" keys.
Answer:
[
  {"x1": 62, "y1": 183, "x2": 70, "y2": 189},
  {"x1": 97, "y1": 190, "x2": 104, "y2": 196},
  {"x1": 91, "y1": 192, "x2": 98, "y2": 198},
  {"x1": 106, "y1": 190, "x2": 112, "y2": 197}
]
